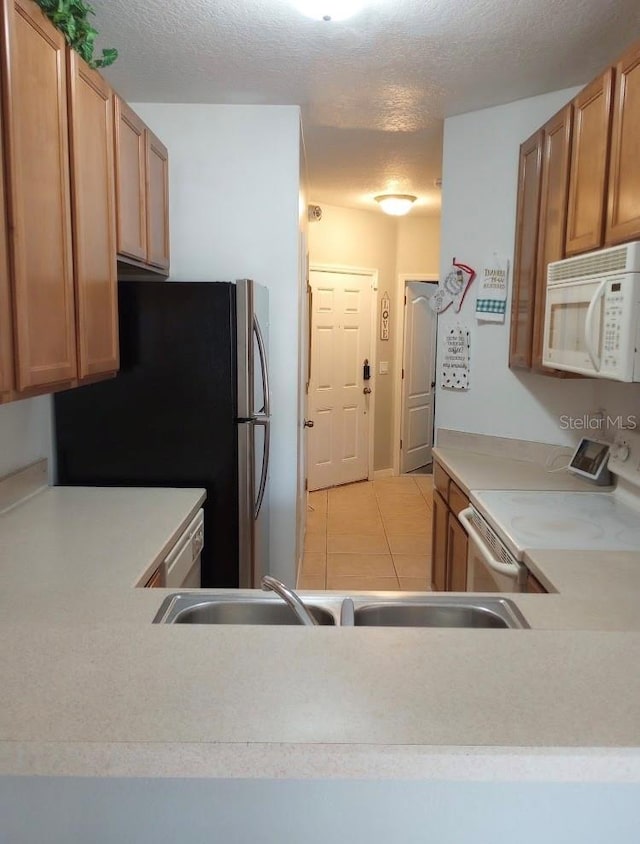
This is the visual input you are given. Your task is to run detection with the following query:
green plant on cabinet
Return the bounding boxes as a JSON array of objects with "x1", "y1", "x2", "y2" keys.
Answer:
[{"x1": 33, "y1": 0, "x2": 118, "y2": 68}]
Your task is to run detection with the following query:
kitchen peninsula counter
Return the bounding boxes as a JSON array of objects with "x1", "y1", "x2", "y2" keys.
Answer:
[{"x1": 0, "y1": 461, "x2": 640, "y2": 784}]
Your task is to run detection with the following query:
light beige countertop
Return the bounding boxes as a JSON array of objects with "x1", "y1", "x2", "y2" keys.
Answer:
[
  {"x1": 1, "y1": 452, "x2": 640, "y2": 782},
  {"x1": 432, "y1": 446, "x2": 599, "y2": 495},
  {"x1": 523, "y1": 549, "x2": 640, "y2": 597}
]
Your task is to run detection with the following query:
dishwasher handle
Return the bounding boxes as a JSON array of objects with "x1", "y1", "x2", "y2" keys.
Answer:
[{"x1": 459, "y1": 507, "x2": 520, "y2": 579}]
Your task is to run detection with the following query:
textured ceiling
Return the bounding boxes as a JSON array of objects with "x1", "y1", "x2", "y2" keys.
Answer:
[{"x1": 92, "y1": 0, "x2": 640, "y2": 216}]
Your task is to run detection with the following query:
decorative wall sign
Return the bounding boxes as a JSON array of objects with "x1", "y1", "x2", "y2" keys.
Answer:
[
  {"x1": 475, "y1": 256, "x2": 509, "y2": 323},
  {"x1": 429, "y1": 259, "x2": 476, "y2": 314},
  {"x1": 380, "y1": 292, "x2": 390, "y2": 340},
  {"x1": 441, "y1": 324, "x2": 471, "y2": 391}
]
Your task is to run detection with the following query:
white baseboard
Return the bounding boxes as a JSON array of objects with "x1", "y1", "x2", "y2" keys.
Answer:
[{"x1": 373, "y1": 468, "x2": 395, "y2": 479}]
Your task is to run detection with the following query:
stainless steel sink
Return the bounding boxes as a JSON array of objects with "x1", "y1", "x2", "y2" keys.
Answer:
[
  {"x1": 154, "y1": 593, "x2": 528, "y2": 628},
  {"x1": 153, "y1": 593, "x2": 338, "y2": 625},
  {"x1": 353, "y1": 597, "x2": 528, "y2": 629}
]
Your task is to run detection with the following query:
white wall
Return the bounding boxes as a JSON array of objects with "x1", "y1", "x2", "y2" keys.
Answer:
[
  {"x1": 133, "y1": 104, "x2": 302, "y2": 584},
  {"x1": 396, "y1": 215, "x2": 440, "y2": 276},
  {"x1": 0, "y1": 396, "x2": 52, "y2": 478},
  {"x1": 435, "y1": 87, "x2": 608, "y2": 446}
]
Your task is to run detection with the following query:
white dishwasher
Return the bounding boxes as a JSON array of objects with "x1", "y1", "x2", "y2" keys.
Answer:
[{"x1": 164, "y1": 509, "x2": 204, "y2": 588}]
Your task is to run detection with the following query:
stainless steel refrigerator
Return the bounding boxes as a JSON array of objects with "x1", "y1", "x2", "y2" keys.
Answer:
[{"x1": 54, "y1": 279, "x2": 271, "y2": 588}]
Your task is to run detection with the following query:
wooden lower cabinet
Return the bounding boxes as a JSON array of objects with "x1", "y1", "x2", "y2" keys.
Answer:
[
  {"x1": 432, "y1": 489, "x2": 448, "y2": 591},
  {"x1": 526, "y1": 570, "x2": 548, "y2": 594},
  {"x1": 432, "y1": 462, "x2": 469, "y2": 592},
  {"x1": 447, "y1": 514, "x2": 468, "y2": 592},
  {"x1": 145, "y1": 566, "x2": 164, "y2": 588}
]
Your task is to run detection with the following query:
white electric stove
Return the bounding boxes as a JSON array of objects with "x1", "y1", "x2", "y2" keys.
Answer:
[{"x1": 459, "y1": 429, "x2": 640, "y2": 593}]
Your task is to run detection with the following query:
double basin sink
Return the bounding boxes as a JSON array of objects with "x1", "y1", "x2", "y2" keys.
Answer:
[{"x1": 154, "y1": 592, "x2": 530, "y2": 629}]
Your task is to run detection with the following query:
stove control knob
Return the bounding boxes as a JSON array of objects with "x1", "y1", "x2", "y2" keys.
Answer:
[{"x1": 616, "y1": 444, "x2": 630, "y2": 462}]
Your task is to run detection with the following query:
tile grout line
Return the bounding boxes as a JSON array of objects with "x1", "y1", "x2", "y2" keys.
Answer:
[{"x1": 377, "y1": 486, "x2": 400, "y2": 586}]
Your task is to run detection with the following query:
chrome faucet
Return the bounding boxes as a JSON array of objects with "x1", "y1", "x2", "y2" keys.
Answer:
[{"x1": 261, "y1": 575, "x2": 318, "y2": 626}]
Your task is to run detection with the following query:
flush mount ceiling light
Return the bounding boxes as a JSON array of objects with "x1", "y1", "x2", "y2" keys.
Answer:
[
  {"x1": 374, "y1": 194, "x2": 417, "y2": 216},
  {"x1": 294, "y1": 0, "x2": 366, "y2": 21}
]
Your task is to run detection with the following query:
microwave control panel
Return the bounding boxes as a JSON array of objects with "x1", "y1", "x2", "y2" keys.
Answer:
[{"x1": 599, "y1": 279, "x2": 640, "y2": 379}]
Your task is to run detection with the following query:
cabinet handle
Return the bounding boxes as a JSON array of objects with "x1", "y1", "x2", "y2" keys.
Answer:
[{"x1": 584, "y1": 278, "x2": 607, "y2": 372}]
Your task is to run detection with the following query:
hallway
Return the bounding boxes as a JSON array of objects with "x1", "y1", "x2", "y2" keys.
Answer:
[{"x1": 298, "y1": 475, "x2": 433, "y2": 592}]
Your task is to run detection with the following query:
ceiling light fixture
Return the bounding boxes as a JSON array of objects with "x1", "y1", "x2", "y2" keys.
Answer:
[
  {"x1": 374, "y1": 194, "x2": 417, "y2": 216},
  {"x1": 294, "y1": 0, "x2": 365, "y2": 21}
]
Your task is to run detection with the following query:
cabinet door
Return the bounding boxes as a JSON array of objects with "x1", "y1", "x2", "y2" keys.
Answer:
[
  {"x1": 509, "y1": 130, "x2": 543, "y2": 369},
  {"x1": 114, "y1": 96, "x2": 147, "y2": 262},
  {"x1": 565, "y1": 70, "x2": 614, "y2": 256},
  {"x1": 446, "y1": 514, "x2": 468, "y2": 592},
  {"x1": 3, "y1": 0, "x2": 77, "y2": 391},
  {"x1": 526, "y1": 570, "x2": 547, "y2": 594},
  {"x1": 606, "y1": 45, "x2": 640, "y2": 245},
  {"x1": 67, "y1": 51, "x2": 119, "y2": 379},
  {"x1": 145, "y1": 129, "x2": 170, "y2": 270},
  {"x1": 145, "y1": 566, "x2": 164, "y2": 588},
  {"x1": 431, "y1": 490, "x2": 448, "y2": 591},
  {"x1": 532, "y1": 105, "x2": 572, "y2": 371},
  {"x1": 0, "y1": 105, "x2": 13, "y2": 396},
  {"x1": 433, "y1": 461, "x2": 450, "y2": 501}
]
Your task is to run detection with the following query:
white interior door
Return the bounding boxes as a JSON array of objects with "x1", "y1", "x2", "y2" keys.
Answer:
[
  {"x1": 401, "y1": 281, "x2": 437, "y2": 473},
  {"x1": 307, "y1": 269, "x2": 373, "y2": 491}
]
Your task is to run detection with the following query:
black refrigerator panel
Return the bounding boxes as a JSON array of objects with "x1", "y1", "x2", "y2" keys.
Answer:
[{"x1": 55, "y1": 281, "x2": 239, "y2": 587}]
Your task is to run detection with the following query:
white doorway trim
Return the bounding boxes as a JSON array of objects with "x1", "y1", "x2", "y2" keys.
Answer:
[
  {"x1": 308, "y1": 263, "x2": 379, "y2": 484},
  {"x1": 392, "y1": 273, "x2": 439, "y2": 476}
]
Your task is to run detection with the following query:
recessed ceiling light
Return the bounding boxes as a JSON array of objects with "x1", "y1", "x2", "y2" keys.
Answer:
[
  {"x1": 374, "y1": 194, "x2": 417, "y2": 216},
  {"x1": 294, "y1": 1, "x2": 365, "y2": 21}
]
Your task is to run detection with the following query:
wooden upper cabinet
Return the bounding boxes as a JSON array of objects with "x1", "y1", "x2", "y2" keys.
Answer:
[
  {"x1": 509, "y1": 129, "x2": 543, "y2": 370},
  {"x1": 145, "y1": 129, "x2": 170, "y2": 270},
  {"x1": 67, "y1": 51, "x2": 119, "y2": 379},
  {"x1": 2, "y1": 0, "x2": 77, "y2": 391},
  {"x1": 565, "y1": 69, "x2": 614, "y2": 256},
  {"x1": 114, "y1": 95, "x2": 147, "y2": 262},
  {"x1": 0, "y1": 106, "x2": 13, "y2": 397},
  {"x1": 606, "y1": 43, "x2": 640, "y2": 246},
  {"x1": 532, "y1": 105, "x2": 572, "y2": 372}
]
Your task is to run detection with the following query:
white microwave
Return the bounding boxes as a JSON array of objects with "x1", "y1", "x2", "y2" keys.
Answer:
[{"x1": 542, "y1": 241, "x2": 640, "y2": 381}]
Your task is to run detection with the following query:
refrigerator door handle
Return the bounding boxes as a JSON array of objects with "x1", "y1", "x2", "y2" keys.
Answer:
[
  {"x1": 254, "y1": 314, "x2": 271, "y2": 417},
  {"x1": 254, "y1": 416, "x2": 270, "y2": 520}
]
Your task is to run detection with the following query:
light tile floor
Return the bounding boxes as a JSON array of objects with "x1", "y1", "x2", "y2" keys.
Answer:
[{"x1": 298, "y1": 475, "x2": 433, "y2": 592}]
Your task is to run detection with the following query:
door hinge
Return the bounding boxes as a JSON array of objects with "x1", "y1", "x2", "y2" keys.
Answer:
[
  {"x1": 400, "y1": 439, "x2": 403, "y2": 450},
  {"x1": 402, "y1": 368, "x2": 405, "y2": 379},
  {"x1": 404, "y1": 295, "x2": 407, "y2": 306},
  {"x1": 305, "y1": 478, "x2": 308, "y2": 492}
]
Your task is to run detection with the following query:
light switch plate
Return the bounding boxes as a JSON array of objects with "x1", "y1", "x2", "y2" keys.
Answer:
[{"x1": 379, "y1": 361, "x2": 389, "y2": 374}]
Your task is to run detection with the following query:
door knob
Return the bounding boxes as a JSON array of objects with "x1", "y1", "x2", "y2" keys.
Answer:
[
  {"x1": 363, "y1": 387, "x2": 372, "y2": 395},
  {"x1": 304, "y1": 419, "x2": 314, "y2": 428}
]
